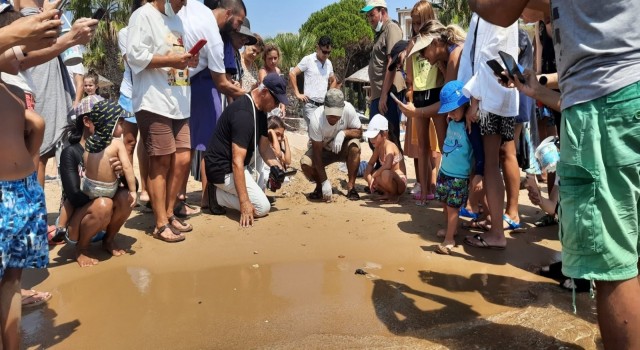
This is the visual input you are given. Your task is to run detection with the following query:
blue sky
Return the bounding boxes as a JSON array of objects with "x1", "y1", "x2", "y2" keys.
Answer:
[{"x1": 237, "y1": 0, "x2": 420, "y2": 38}]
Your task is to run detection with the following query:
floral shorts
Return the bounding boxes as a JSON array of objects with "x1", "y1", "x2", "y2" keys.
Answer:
[
  {"x1": 435, "y1": 172, "x2": 469, "y2": 209},
  {"x1": 0, "y1": 172, "x2": 49, "y2": 278}
]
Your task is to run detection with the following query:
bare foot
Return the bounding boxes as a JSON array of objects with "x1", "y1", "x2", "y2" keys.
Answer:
[
  {"x1": 139, "y1": 191, "x2": 150, "y2": 203},
  {"x1": 76, "y1": 250, "x2": 99, "y2": 267},
  {"x1": 102, "y1": 240, "x2": 126, "y2": 257}
]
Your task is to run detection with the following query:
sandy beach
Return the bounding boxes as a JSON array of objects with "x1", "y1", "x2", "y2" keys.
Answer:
[{"x1": 22, "y1": 131, "x2": 600, "y2": 349}]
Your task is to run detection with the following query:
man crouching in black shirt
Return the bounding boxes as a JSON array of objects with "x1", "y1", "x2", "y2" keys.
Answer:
[{"x1": 204, "y1": 73, "x2": 289, "y2": 227}]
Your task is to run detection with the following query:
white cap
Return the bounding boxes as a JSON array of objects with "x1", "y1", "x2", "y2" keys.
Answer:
[
  {"x1": 360, "y1": 0, "x2": 387, "y2": 12},
  {"x1": 364, "y1": 114, "x2": 388, "y2": 139}
]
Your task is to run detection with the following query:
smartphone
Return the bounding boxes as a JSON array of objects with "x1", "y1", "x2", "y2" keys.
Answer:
[
  {"x1": 283, "y1": 169, "x2": 298, "y2": 177},
  {"x1": 388, "y1": 92, "x2": 403, "y2": 105},
  {"x1": 188, "y1": 39, "x2": 207, "y2": 56},
  {"x1": 56, "y1": 0, "x2": 70, "y2": 12},
  {"x1": 498, "y1": 50, "x2": 526, "y2": 83},
  {"x1": 91, "y1": 8, "x2": 107, "y2": 20},
  {"x1": 486, "y1": 59, "x2": 509, "y2": 84}
]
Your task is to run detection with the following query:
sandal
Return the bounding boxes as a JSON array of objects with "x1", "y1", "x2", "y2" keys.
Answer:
[
  {"x1": 152, "y1": 225, "x2": 185, "y2": 243},
  {"x1": 503, "y1": 214, "x2": 526, "y2": 233},
  {"x1": 48, "y1": 226, "x2": 66, "y2": 245},
  {"x1": 22, "y1": 289, "x2": 52, "y2": 309},
  {"x1": 308, "y1": 190, "x2": 323, "y2": 200},
  {"x1": 459, "y1": 207, "x2": 479, "y2": 220},
  {"x1": 535, "y1": 214, "x2": 558, "y2": 227},
  {"x1": 346, "y1": 188, "x2": 360, "y2": 201},
  {"x1": 174, "y1": 200, "x2": 202, "y2": 219},
  {"x1": 169, "y1": 215, "x2": 193, "y2": 233}
]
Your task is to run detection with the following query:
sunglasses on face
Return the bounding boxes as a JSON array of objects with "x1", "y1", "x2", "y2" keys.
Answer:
[{"x1": 322, "y1": 50, "x2": 331, "y2": 55}]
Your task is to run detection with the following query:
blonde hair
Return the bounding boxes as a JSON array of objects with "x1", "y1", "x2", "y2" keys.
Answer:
[
  {"x1": 410, "y1": 0, "x2": 436, "y2": 35},
  {"x1": 419, "y1": 19, "x2": 466, "y2": 46}
]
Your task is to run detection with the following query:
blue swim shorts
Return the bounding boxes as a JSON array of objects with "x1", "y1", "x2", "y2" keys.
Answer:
[{"x1": 0, "y1": 172, "x2": 49, "y2": 278}]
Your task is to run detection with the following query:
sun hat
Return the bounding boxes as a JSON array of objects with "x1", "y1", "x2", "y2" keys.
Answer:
[
  {"x1": 388, "y1": 40, "x2": 409, "y2": 71},
  {"x1": 262, "y1": 72, "x2": 289, "y2": 105},
  {"x1": 85, "y1": 100, "x2": 125, "y2": 154},
  {"x1": 364, "y1": 114, "x2": 388, "y2": 139},
  {"x1": 407, "y1": 34, "x2": 435, "y2": 59},
  {"x1": 324, "y1": 88, "x2": 345, "y2": 117},
  {"x1": 438, "y1": 80, "x2": 470, "y2": 114},
  {"x1": 360, "y1": 0, "x2": 387, "y2": 12},
  {"x1": 75, "y1": 95, "x2": 105, "y2": 117},
  {"x1": 237, "y1": 18, "x2": 257, "y2": 46}
]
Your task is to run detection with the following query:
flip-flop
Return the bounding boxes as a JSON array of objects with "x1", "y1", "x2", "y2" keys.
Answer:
[
  {"x1": 47, "y1": 226, "x2": 65, "y2": 245},
  {"x1": 308, "y1": 190, "x2": 323, "y2": 200},
  {"x1": 434, "y1": 244, "x2": 454, "y2": 255},
  {"x1": 535, "y1": 214, "x2": 558, "y2": 227},
  {"x1": 459, "y1": 207, "x2": 480, "y2": 220},
  {"x1": 21, "y1": 290, "x2": 52, "y2": 309},
  {"x1": 463, "y1": 234, "x2": 506, "y2": 250},
  {"x1": 461, "y1": 220, "x2": 490, "y2": 231},
  {"x1": 503, "y1": 214, "x2": 526, "y2": 233},
  {"x1": 152, "y1": 225, "x2": 185, "y2": 243},
  {"x1": 346, "y1": 188, "x2": 360, "y2": 201}
]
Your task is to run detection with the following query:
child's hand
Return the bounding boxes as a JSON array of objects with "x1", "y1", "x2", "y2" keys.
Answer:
[
  {"x1": 471, "y1": 175, "x2": 483, "y2": 193},
  {"x1": 128, "y1": 191, "x2": 136, "y2": 208}
]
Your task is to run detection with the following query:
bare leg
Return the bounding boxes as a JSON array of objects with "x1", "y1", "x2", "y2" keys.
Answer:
[
  {"x1": 346, "y1": 143, "x2": 360, "y2": 191},
  {"x1": 199, "y1": 155, "x2": 209, "y2": 207},
  {"x1": 69, "y1": 198, "x2": 113, "y2": 267},
  {"x1": 430, "y1": 151, "x2": 440, "y2": 195},
  {"x1": 167, "y1": 148, "x2": 191, "y2": 230},
  {"x1": 478, "y1": 134, "x2": 506, "y2": 247},
  {"x1": 137, "y1": 138, "x2": 149, "y2": 202},
  {"x1": 596, "y1": 278, "x2": 640, "y2": 350},
  {"x1": 103, "y1": 189, "x2": 133, "y2": 257},
  {"x1": 0, "y1": 268, "x2": 22, "y2": 350},
  {"x1": 500, "y1": 139, "x2": 520, "y2": 225},
  {"x1": 122, "y1": 121, "x2": 138, "y2": 165},
  {"x1": 148, "y1": 154, "x2": 171, "y2": 228},
  {"x1": 442, "y1": 205, "x2": 459, "y2": 246}
]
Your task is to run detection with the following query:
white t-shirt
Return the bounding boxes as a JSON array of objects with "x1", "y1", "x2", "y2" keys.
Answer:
[
  {"x1": 297, "y1": 53, "x2": 333, "y2": 103},
  {"x1": 118, "y1": 27, "x2": 133, "y2": 97},
  {"x1": 177, "y1": 0, "x2": 225, "y2": 76},
  {"x1": 126, "y1": 3, "x2": 190, "y2": 119},
  {"x1": 460, "y1": 13, "x2": 519, "y2": 117},
  {"x1": 309, "y1": 101, "x2": 361, "y2": 151}
]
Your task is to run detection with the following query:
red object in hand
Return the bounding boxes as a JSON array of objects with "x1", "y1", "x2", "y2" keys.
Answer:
[{"x1": 189, "y1": 39, "x2": 207, "y2": 55}]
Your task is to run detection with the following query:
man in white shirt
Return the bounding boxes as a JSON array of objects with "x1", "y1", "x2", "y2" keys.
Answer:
[
  {"x1": 300, "y1": 89, "x2": 362, "y2": 202},
  {"x1": 289, "y1": 36, "x2": 336, "y2": 126}
]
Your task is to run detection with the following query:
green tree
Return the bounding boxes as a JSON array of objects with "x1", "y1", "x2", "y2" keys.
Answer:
[
  {"x1": 266, "y1": 32, "x2": 317, "y2": 73},
  {"x1": 299, "y1": 0, "x2": 372, "y2": 59},
  {"x1": 70, "y1": 0, "x2": 133, "y2": 95},
  {"x1": 436, "y1": 0, "x2": 472, "y2": 28}
]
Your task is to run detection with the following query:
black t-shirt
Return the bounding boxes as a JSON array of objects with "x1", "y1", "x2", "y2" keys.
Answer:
[
  {"x1": 538, "y1": 21, "x2": 557, "y2": 74},
  {"x1": 204, "y1": 95, "x2": 268, "y2": 184}
]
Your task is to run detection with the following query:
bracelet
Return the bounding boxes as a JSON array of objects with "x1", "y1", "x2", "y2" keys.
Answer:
[{"x1": 11, "y1": 46, "x2": 25, "y2": 61}]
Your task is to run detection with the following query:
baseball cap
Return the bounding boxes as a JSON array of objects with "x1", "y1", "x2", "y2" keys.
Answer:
[
  {"x1": 324, "y1": 88, "x2": 345, "y2": 117},
  {"x1": 364, "y1": 114, "x2": 388, "y2": 139},
  {"x1": 388, "y1": 40, "x2": 408, "y2": 71},
  {"x1": 75, "y1": 95, "x2": 105, "y2": 117},
  {"x1": 262, "y1": 72, "x2": 289, "y2": 105},
  {"x1": 238, "y1": 18, "x2": 257, "y2": 46},
  {"x1": 407, "y1": 34, "x2": 434, "y2": 59},
  {"x1": 85, "y1": 100, "x2": 125, "y2": 153},
  {"x1": 360, "y1": 0, "x2": 386, "y2": 12},
  {"x1": 438, "y1": 80, "x2": 470, "y2": 114}
]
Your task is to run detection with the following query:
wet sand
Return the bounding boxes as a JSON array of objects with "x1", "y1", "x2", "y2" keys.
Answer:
[{"x1": 24, "y1": 132, "x2": 600, "y2": 349}]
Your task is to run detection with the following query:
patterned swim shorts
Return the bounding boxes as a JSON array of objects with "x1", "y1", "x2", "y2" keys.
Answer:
[
  {"x1": 0, "y1": 172, "x2": 49, "y2": 278},
  {"x1": 479, "y1": 112, "x2": 515, "y2": 141},
  {"x1": 435, "y1": 172, "x2": 469, "y2": 208}
]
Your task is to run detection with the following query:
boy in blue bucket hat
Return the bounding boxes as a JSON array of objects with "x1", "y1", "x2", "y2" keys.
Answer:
[{"x1": 433, "y1": 80, "x2": 485, "y2": 255}]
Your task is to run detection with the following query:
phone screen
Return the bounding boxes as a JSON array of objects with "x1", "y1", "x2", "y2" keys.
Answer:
[
  {"x1": 92, "y1": 8, "x2": 106, "y2": 20},
  {"x1": 498, "y1": 51, "x2": 525, "y2": 83}
]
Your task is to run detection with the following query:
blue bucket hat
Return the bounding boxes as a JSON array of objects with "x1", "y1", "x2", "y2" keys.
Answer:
[{"x1": 438, "y1": 80, "x2": 470, "y2": 114}]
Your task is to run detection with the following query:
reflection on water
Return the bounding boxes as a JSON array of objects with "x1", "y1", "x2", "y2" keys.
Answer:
[{"x1": 21, "y1": 261, "x2": 595, "y2": 349}]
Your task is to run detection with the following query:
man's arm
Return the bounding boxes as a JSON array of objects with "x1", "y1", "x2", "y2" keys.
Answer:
[
  {"x1": 231, "y1": 143, "x2": 254, "y2": 227},
  {"x1": 211, "y1": 70, "x2": 246, "y2": 98},
  {"x1": 468, "y1": 0, "x2": 549, "y2": 27},
  {"x1": 258, "y1": 135, "x2": 280, "y2": 168},
  {"x1": 73, "y1": 73, "x2": 84, "y2": 107},
  {"x1": 378, "y1": 56, "x2": 396, "y2": 115},
  {"x1": 311, "y1": 140, "x2": 328, "y2": 183},
  {"x1": 289, "y1": 66, "x2": 308, "y2": 102},
  {"x1": 342, "y1": 128, "x2": 363, "y2": 140}
]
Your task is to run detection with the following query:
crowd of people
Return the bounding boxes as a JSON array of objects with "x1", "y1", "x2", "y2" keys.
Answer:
[{"x1": 0, "y1": 0, "x2": 638, "y2": 348}]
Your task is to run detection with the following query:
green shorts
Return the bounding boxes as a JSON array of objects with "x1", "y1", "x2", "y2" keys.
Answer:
[{"x1": 558, "y1": 81, "x2": 640, "y2": 281}]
